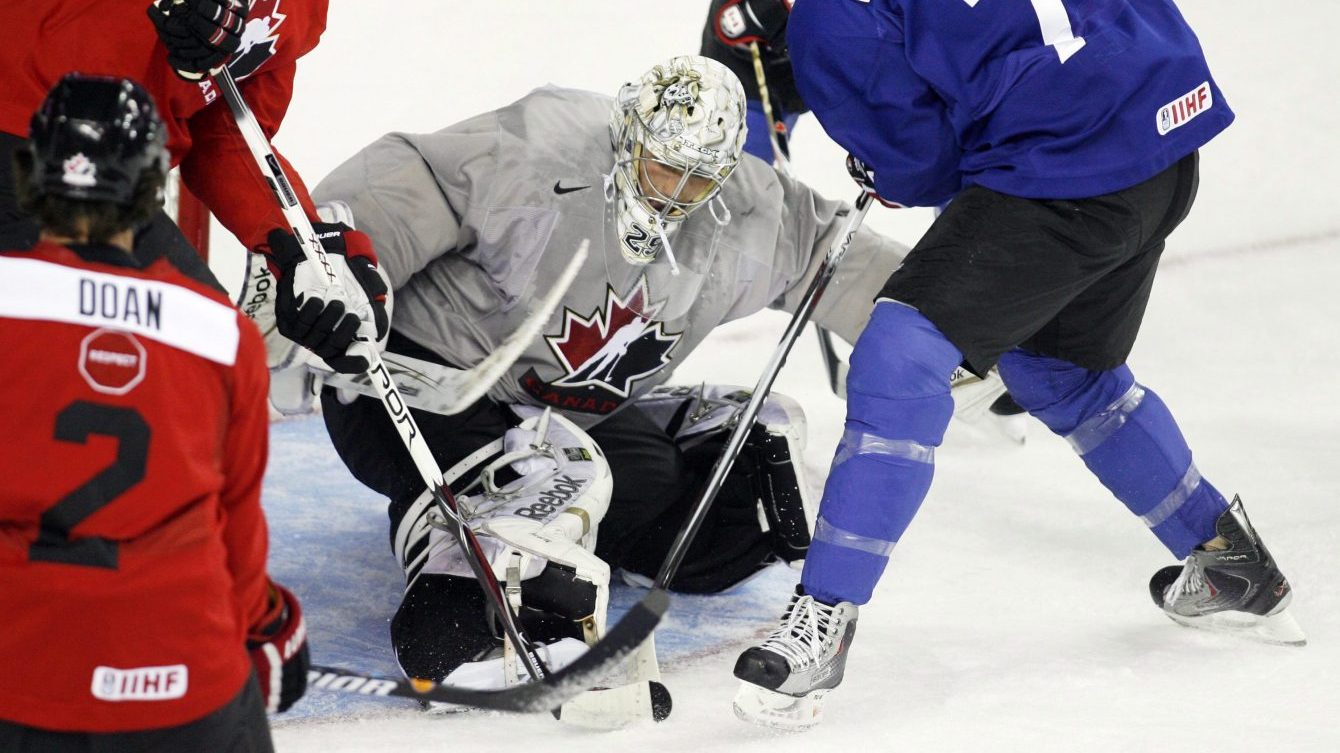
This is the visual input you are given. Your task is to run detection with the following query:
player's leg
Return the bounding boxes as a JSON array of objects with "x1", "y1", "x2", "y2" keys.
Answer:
[
  {"x1": 1003, "y1": 152, "x2": 1301, "y2": 644},
  {"x1": 734, "y1": 180, "x2": 1158, "y2": 729}
]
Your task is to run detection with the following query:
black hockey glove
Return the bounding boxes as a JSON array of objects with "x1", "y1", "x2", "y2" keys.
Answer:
[
  {"x1": 712, "y1": 0, "x2": 792, "y2": 50},
  {"x1": 147, "y1": 0, "x2": 248, "y2": 82},
  {"x1": 258, "y1": 223, "x2": 390, "y2": 374},
  {"x1": 247, "y1": 581, "x2": 310, "y2": 713},
  {"x1": 846, "y1": 154, "x2": 905, "y2": 209}
]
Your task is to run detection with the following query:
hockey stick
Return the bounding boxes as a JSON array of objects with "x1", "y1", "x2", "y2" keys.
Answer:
[
  {"x1": 654, "y1": 191, "x2": 873, "y2": 589},
  {"x1": 321, "y1": 245, "x2": 586, "y2": 416},
  {"x1": 211, "y1": 66, "x2": 558, "y2": 691},
  {"x1": 748, "y1": 41, "x2": 848, "y2": 399},
  {"x1": 307, "y1": 589, "x2": 668, "y2": 713}
]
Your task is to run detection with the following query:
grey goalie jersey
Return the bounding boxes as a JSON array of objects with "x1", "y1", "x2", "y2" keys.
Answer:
[{"x1": 312, "y1": 86, "x2": 908, "y2": 427}]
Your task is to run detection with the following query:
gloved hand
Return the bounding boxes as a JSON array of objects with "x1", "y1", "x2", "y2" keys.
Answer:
[
  {"x1": 712, "y1": 0, "x2": 792, "y2": 50},
  {"x1": 147, "y1": 0, "x2": 247, "y2": 81},
  {"x1": 247, "y1": 581, "x2": 310, "y2": 713},
  {"x1": 258, "y1": 223, "x2": 389, "y2": 374},
  {"x1": 846, "y1": 154, "x2": 904, "y2": 209}
]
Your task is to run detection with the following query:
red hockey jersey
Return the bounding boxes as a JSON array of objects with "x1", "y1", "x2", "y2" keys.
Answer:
[
  {"x1": 0, "y1": 241, "x2": 273, "y2": 732},
  {"x1": 0, "y1": 0, "x2": 327, "y2": 250}
]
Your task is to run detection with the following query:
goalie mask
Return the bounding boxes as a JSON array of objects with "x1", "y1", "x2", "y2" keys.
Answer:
[{"x1": 606, "y1": 56, "x2": 746, "y2": 277}]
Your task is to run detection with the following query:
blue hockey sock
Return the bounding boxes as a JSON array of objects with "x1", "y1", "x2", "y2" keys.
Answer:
[
  {"x1": 802, "y1": 302, "x2": 962, "y2": 605},
  {"x1": 997, "y1": 350, "x2": 1228, "y2": 558}
]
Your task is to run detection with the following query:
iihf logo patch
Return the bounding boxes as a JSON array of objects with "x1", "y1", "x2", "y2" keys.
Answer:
[
  {"x1": 61, "y1": 153, "x2": 97, "y2": 188},
  {"x1": 79, "y1": 329, "x2": 147, "y2": 396},
  {"x1": 1156, "y1": 82, "x2": 1213, "y2": 136}
]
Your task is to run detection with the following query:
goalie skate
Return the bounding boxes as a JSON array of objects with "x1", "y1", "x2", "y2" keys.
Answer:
[
  {"x1": 1149, "y1": 496, "x2": 1305, "y2": 646},
  {"x1": 732, "y1": 588, "x2": 857, "y2": 731}
]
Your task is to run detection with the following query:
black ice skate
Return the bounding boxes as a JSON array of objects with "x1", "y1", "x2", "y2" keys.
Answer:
[
  {"x1": 1149, "y1": 496, "x2": 1305, "y2": 646},
  {"x1": 732, "y1": 587, "x2": 858, "y2": 730}
]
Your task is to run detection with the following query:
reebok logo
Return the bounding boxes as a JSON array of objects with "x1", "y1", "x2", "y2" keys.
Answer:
[
  {"x1": 514, "y1": 474, "x2": 587, "y2": 520},
  {"x1": 553, "y1": 181, "x2": 590, "y2": 195}
]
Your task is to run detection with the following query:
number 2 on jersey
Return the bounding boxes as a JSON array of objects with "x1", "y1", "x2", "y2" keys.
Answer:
[
  {"x1": 29, "y1": 402, "x2": 150, "y2": 570},
  {"x1": 964, "y1": 0, "x2": 1087, "y2": 63}
]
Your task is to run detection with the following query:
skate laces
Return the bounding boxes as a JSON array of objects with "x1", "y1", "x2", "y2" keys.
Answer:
[
  {"x1": 760, "y1": 595, "x2": 838, "y2": 669},
  {"x1": 1167, "y1": 556, "x2": 1209, "y2": 603}
]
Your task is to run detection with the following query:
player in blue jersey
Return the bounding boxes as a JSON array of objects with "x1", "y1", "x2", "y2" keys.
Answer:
[{"x1": 732, "y1": 0, "x2": 1305, "y2": 730}]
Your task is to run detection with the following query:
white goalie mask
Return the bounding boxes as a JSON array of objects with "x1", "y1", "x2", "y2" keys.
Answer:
[{"x1": 606, "y1": 56, "x2": 746, "y2": 273}]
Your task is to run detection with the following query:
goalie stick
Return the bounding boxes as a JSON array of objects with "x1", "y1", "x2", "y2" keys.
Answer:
[
  {"x1": 748, "y1": 41, "x2": 848, "y2": 399},
  {"x1": 307, "y1": 589, "x2": 669, "y2": 714},
  {"x1": 209, "y1": 63, "x2": 570, "y2": 696}
]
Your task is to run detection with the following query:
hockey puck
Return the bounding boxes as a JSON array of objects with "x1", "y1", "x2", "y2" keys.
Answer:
[{"x1": 650, "y1": 681, "x2": 672, "y2": 722}]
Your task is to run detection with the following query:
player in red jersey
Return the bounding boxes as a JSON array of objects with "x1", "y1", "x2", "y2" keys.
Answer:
[
  {"x1": 0, "y1": 74, "x2": 307, "y2": 752},
  {"x1": 0, "y1": 0, "x2": 388, "y2": 376}
]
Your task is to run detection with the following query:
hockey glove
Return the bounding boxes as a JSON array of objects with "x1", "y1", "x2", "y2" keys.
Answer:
[
  {"x1": 147, "y1": 0, "x2": 247, "y2": 81},
  {"x1": 247, "y1": 581, "x2": 310, "y2": 713},
  {"x1": 712, "y1": 0, "x2": 793, "y2": 50},
  {"x1": 258, "y1": 223, "x2": 390, "y2": 374},
  {"x1": 846, "y1": 154, "x2": 905, "y2": 209}
]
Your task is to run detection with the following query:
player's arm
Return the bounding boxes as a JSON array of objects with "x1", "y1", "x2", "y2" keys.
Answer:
[
  {"x1": 788, "y1": 0, "x2": 961, "y2": 207},
  {"x1": 764, "y1": 171, "x2": 909, "y2": 344},
  {"x1": 181, "y1": 63, "x2": 389, "y2": 373},
  {"x1": 221, "y1": 318, "x2": 310, "y2": 712},
  {"x1": 311, "y1": 125, "x2": 498, "y2": 290}
]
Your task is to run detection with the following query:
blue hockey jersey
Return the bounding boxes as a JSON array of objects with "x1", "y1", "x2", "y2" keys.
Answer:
[{"x1": 788, "y1": 0, "x2": 1233, "y2": 207}]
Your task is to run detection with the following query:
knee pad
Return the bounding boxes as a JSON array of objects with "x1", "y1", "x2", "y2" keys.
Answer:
[
  {"x1": 845, "y1": 301, "x2": 962, "y2": 442},
  {"x1": 634, "y1": 384, "x2": 814, "y2": 565},
  {"x1": 997, "y1": 350, "x2": 1136, "y2": 436}
]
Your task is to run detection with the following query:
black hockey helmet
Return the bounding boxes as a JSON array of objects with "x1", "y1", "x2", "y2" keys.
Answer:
[{"x1": 24, "y1": 73, "x2": 168, "y2": 205}]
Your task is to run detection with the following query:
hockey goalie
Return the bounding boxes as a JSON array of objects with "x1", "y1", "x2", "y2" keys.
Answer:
[{"x1": 247, "y1": 55, "x2": 1013, "y2": 721}]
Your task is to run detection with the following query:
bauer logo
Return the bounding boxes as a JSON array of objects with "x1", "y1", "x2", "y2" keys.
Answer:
[
  {"x1": 719, "y1": 6, "x2": 747, "y2": 38},
  {"x1": 91, "y1": 664, "x2": 188, "y2": 701},
  {"x1": 1156, "y1": 82, "x2": 1212, "y2": 136},
  {"x1": 79, "y1": 329, "x2": 147, "y2": 396}
]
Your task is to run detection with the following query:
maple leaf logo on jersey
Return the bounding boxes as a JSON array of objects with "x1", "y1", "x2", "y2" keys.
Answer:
[
  {"x1": 227, "y1": 0, "x2": 287, "y2": 80},
  {"x1": 521, "y1": 277, "x2": 681, "y2": 414}
]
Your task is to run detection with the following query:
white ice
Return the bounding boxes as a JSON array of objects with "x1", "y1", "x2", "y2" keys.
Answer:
[{"x1": 208, "y1": 2, "x2": 1340, "y2": 751}]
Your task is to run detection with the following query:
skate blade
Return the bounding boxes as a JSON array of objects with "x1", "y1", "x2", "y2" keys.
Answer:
[
  {"x1": 732, "y1": 682, "x2": 828, "y2": 731},
  {"x1": 1166, "y1": 606, "x2": 1307, "y2": 647}
]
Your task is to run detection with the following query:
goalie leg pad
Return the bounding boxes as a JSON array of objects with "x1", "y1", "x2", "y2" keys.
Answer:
[
  {"x1": 633, "y1": 384, "x2": 816, "y2": 565},
  {"x1": 390, "y1": 408, "x2": 615, "y2": 681}
]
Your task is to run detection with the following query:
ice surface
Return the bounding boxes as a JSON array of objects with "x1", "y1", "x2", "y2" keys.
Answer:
[{"x1": 221, "y1": 2, "x2": 1339, "y2": 751}]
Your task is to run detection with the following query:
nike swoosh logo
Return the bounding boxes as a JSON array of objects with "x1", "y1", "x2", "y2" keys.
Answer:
[{"x1": 554, "y1": 182, "x2": 590, "y2": 195}]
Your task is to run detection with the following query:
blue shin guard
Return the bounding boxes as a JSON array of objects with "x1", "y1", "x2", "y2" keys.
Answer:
[
  {"x1": 997, "y1": 350, "x2": 1228, "y2": 558},
  {"x1": 802, "y1": 303, "x2": 962, "y2": 605}
]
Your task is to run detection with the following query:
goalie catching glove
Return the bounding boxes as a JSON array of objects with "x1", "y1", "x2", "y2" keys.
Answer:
[
  {"x1": 390, "y1": 407, "x2": 614, "y2": 684},
  {"x1": 255, "y1": 221, "x2": 389, "y2": 374}
]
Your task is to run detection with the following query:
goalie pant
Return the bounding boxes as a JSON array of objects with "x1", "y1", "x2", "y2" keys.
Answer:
[{"x1": 320, "y1": 331, "x2": 814, "y2": 681}]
